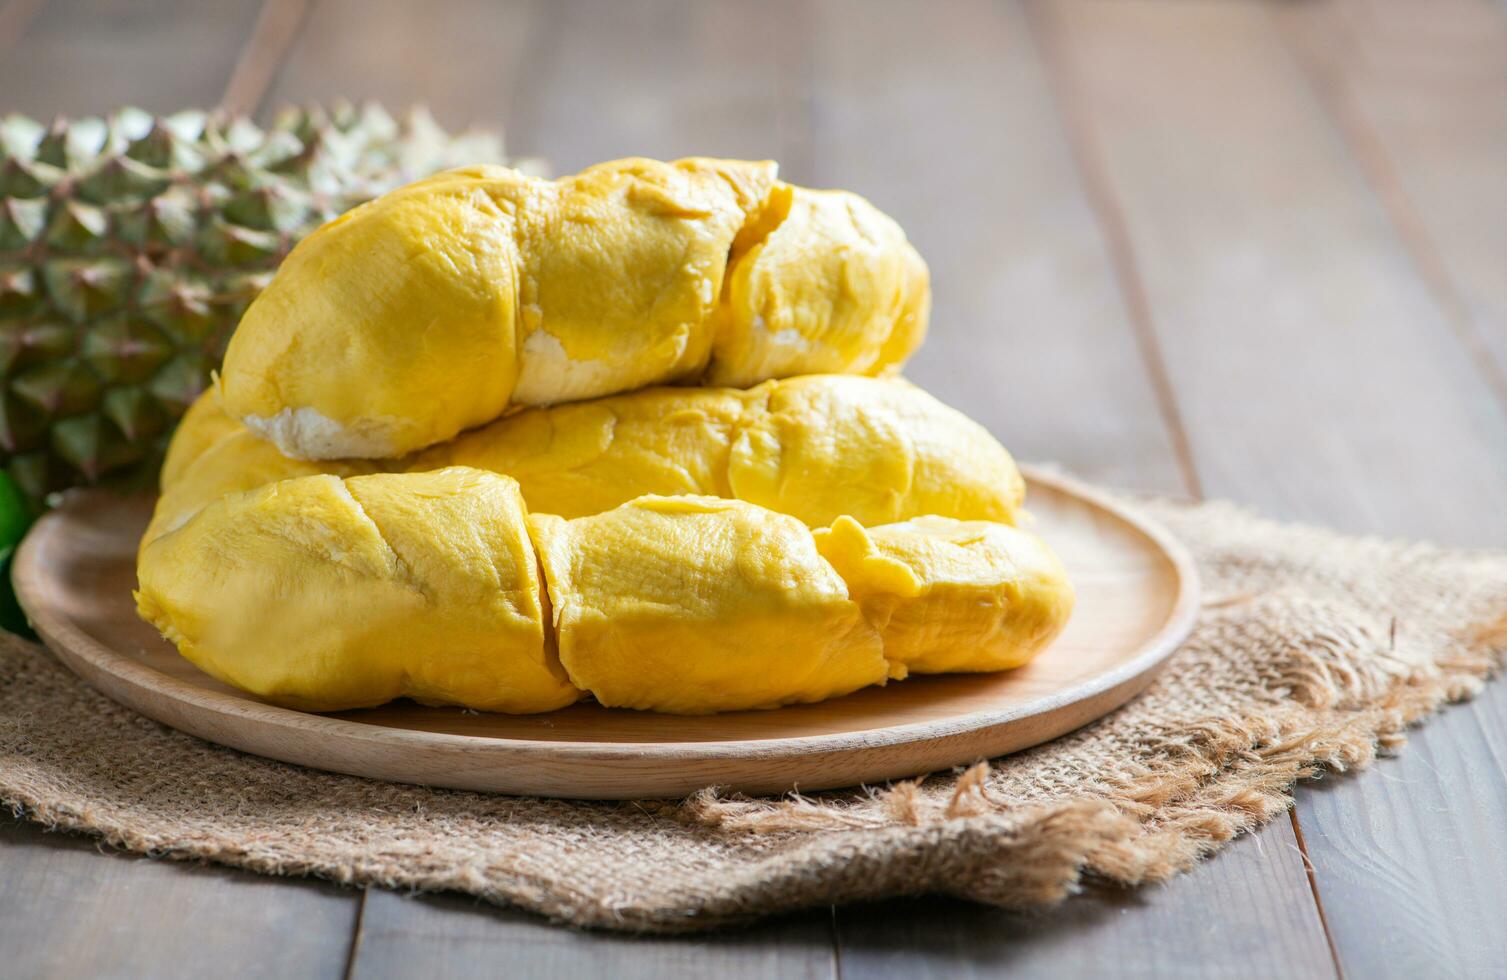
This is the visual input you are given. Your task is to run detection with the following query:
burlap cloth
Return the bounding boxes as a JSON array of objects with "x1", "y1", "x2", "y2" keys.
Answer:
[{"x1": 2, "y1": 490, "x2": 1504, "y2": 933}]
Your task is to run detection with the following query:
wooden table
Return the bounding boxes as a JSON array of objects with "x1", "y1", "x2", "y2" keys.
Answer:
[{"x1": 2, "y1": 0, "x2": 1504, "y2": 976}]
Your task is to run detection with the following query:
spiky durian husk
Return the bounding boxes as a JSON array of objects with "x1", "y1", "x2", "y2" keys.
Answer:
[{"x1": 0, "y1": 102, "x2": 512, "y2": 507}]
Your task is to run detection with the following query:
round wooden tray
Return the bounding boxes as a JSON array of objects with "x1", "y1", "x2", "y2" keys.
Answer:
[{"x1": 14, "y1": 467, "x2": 1198, "y2": 799}]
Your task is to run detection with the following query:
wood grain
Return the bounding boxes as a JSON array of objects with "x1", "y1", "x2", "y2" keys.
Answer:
[
  {"x1": 1276, "y1": 0, "x2": 1507, "y2": 401},
  {"x1": 1275, "y1": 4, "x2": 1507, "y2": 974},
  {"x1": 264, "y1": 0, "x2": 547, "y2": 130},
  {"x1": 350, "y1": 891, "x2": 836, "y2": 980},
  {"x1": 1296, "y1": 691, "x2": 1507, "y2": 978},
  {"x1": 836, "y1": 831, "x2": 1334, "y2": 980},
  {"x1": 14, "y1": 469, "x2": 1197, "y2": 798},
  {"x1": 1043, "y1": 0, "x2": 1507, "y2": 544},
  {"x1": 0, "y1": 815, "x2": 357, "y2": 980},
  {"x1": 266, "y1": 0, "x2": 809, "y2": 171},
  {"x1": 0, "y1": 0, "x2": 264, "y2": 117},
  {"x1": 1042, "y1": 0, "x2": 1507, "y2": 975},
  {"x1": 492, "y1": 0, "x2": 810, "y2": 175}
]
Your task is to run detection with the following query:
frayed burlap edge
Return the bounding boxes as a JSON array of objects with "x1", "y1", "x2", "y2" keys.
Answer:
[
  {"x1": 664, "y1": 616, "x2": 1507, "y2": 918},
  {"x1": 2, "y1": 496, "x2": 1505, "y2": 933}
]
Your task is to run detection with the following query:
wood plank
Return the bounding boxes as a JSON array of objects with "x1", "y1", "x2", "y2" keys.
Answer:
[
  {"x1": 505, "y1": 0, "x2": 810, "y2": 174},
  {"x1": 1042, "y1": 0, "x2": 1507, "y2": 546},
  {"x1": 805, "y1": 1, "x2": 1332, "y2": 973},
  {"x1": 351, "y1": 890, "x2": 835, "y2": 980},
  {"x1": 267, "y1": 0, "x2": 808, "y2": 169},
  {"x1": 1272, "y1": 8, "x2": 1507, "y2": 969},
  {"x1": 1040, "y1": 1, "x2": 1507, "y2": 975},
  {"x1": 0, "y1": 816, "x2": 358, "y2": 979},
  {"x1": 0, "y1": 0, "x2": 264, "y2": 118},
  {"x1": 1297, "y1": 682, "x2": 1507, "y2": 977},
  {"x1": 263, "y1": 0, "x2": 545, "y2": 129},
  {"x1": 836, "y1": 830, "x2": 1332, "y2": 980},
  {"x1": 1276, "y1": 0, "x2": 1507, "y2": 399}
]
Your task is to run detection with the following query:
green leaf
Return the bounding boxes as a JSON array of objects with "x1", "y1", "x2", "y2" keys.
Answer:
[{"x1": 0, "y1": 471, "x2": 35, "y2": 637}]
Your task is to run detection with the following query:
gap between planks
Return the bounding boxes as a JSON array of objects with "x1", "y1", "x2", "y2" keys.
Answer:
[
  {"x1": 343, "y1": 889, "x2": 369, "y2": 980},
  {"x1": 221, "y1": 0, "x2": 314, "y2": 115},
  {"x1": 829, "y1": 905, "x2": 843, "y2": 980},
  {"x1": 1287, "y1": 809, "x2": 1344, "y2": 979}
]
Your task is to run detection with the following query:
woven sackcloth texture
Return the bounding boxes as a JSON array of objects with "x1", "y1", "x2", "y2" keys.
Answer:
[{"x1": 2, "y1": 492, "x2": 1505, "y2": 933}]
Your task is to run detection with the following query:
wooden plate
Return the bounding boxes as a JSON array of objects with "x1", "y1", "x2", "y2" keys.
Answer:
[{"x1": 13, "y1": 468, "x2": 1198, "y2": 799}]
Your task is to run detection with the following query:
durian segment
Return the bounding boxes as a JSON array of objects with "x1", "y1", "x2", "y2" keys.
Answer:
[
  {"x1": 219, "y1": 158, "x2": 929, "y2": 460},
  {"x1": 157, "y1": 388, "x2": 241, "y2": 488},
  {"x1": 529, "y1": 495, "x2": 889, "y2": 714},
  {"x1": 147, "y1": 387, "x2": 382, "y2": 551},
  {"x1": 359, "y1": 375, "x2": 1022, "y2": 527},
  {"x1": 725, "y1": 375, "x2": 1022, "y2": 528},
  {"x1": 0, "y1": 104, "x2": 510, "y2": 506},
  {"x1": 136, "y1": 474, "x2": 1070, "y2": 714},
  {"x1": 221, "y1": 169, "x2": 530, "y2": 460},
  {"x1": 509, "y1": 158, "x2": 778, "y2": 404},
  {"x1": 158, "y1": 375, "x2": 1020, "y2": 541},
  {"x1": 707, "y1": 187, "x2": 930, "y2": 388},
  {"x1": 418, "y1": 384, "x2": 749, "y2": 520},
  {"x1": 135, "y1": 467, "x2": 576, "y2": 713},
  {"x1": 144, "y1": 424, "x2": 378, "y2": 551},
  {"x1": 813, "y1": 515, "x2": 1074, "y2": 676}
]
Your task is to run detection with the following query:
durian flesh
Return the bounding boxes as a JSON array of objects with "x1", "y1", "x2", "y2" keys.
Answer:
[
  {"x1": 137, "y1": 468, "x2": 576, "y2": 713},
  {"x1": 137, "y1": 376, "x2": 1073, "y2": 714},
  {"x1": 0, "y1": 104, "x2": 510, "y2": 506},
  {"x1": 135, "y1": 156, "x2": 1074, "y2": 716},
  {"x1": 145, "y1": 374, "x2": 1025, "y2": 547},
  {"x1": 218, "y1": 158, "x2": 931, "y2": 460}
]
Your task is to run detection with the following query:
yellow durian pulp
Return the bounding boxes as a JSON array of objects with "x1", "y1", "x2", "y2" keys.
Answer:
[
  {"x1": 135, "y1": 157, "x2": 1075, "y2": 716},
  {"x1": 138, "y1": 473, "x2": 1071, "y2": 714},
  {"x1": 813, "y1": 516, "x2": 1076, "y2": 676},
  {"x1": 136, "y1": 468, "x2": 576, "y2": 713},
  {"x1": 148, "y1": 374, "x2": 1024, "y2": 549},
  {"x1": 139, "y1": 381, "x2": 1070, "y2": 715},
  {"x1": 219, "y1": 158, "x2": 930, "y2": 460},
  {"x1": 531, "y1": 495, "x2": 890, "y2": 714}
]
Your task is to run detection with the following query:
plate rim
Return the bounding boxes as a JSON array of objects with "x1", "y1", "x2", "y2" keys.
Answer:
[{"x1": 14, "y1": 465, "x2": 1200, "y2": 765}]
